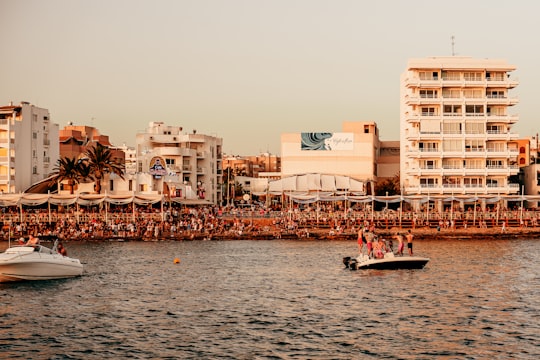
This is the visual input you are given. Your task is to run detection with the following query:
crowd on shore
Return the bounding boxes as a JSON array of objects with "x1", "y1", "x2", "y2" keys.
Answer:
[{"x1": 2, "y1": 202, "x2": 540, "y2": 242}]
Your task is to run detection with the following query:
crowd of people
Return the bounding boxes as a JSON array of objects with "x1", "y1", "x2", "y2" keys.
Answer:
[{"x1": 1, "y1": 202, "x2": 540, "y2": 241}]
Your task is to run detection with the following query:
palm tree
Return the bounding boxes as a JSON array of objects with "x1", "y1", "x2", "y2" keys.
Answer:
[
  {"x1": 84, "y1": 143, "x2": 125, "y2": 194},
  {"x1": 50, "y1": 157, "x2": 84, "y2": 195}
]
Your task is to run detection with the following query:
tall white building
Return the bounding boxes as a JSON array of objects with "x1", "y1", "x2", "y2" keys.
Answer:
[
  {"x1": 136, "y1": 122, "x2": 223, "y2": 204},
  {"x1": 0, "y1": 102, "x2": 59, "y2": 193},
  {"x1": 400, "y1": 57, "x2": 520, "y2": 196}
]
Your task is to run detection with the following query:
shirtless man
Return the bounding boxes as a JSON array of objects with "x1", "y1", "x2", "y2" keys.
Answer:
[
  {"x1": 393, "y1": 232, "x2": 404, "y2": 256},
  {"x1": 406, "y1": 229, "x2": 414, "y2": 256},
  {"x1": 357, "y1": 227, "x2": 366, "y2": 253}
]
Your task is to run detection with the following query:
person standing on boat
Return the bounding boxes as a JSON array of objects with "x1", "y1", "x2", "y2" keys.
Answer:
[
  {"x1": 393, "y1": 232, "x2": 404, "y2": 256},
  {"x1": 357, "y1": 227, "x2": 366, "y2": 254},
  {"x1": 365, "y1": 229, "x2": 374, "y2": 258},
  {"x1": 406, "y1": 230, "x2": 414, "y2": 256}
]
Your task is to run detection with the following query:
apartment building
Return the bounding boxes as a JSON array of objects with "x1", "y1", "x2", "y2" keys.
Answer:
[
  {"x1": 136, "y1": 122, "x2": 223, "y2": 204},
  {"x1": 0, "y1": 101, "x2": 59, "y2": 193},
  {"x1": 400, "y1": 56, "x2": 520, "y2": 196}
]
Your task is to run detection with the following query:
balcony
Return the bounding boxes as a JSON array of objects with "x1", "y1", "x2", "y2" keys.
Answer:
[
  {"x1": 404, "y1": 182, "x2": 520, "y2": 195},
  {"x1": 485, "y1": 95, "x2": 519, "y2": 106},
  {"x1": 152, "y1": 147, "x2": 193, "y2": 157},
  {"x1": 486, "y1": 113, "x2": 518, "y2": 124}
]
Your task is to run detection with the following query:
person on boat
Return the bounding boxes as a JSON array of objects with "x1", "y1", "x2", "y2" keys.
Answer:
[
  {"x1": 406, "y1": 229, "x2": 414, "y2": 256},
  {"x1": 393, "y1": 232, "x2": 404, "y2": 256},
  {"x1": 26, "y1": 235, "x2": 39, "y2": 246},
  {"x1": 357, "y1": 227, "x2": 366, "y2": 253},
  {"x1": 374, "y1": 237, "x2": 387, "y2": 259},
  {"x1": 365, "y1": 229, "x2": 374, "y2": 258},
  {"x1": 57, "y1": 243, "x2": 67, "y2": 256}
]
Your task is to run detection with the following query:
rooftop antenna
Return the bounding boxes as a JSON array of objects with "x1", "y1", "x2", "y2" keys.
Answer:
[{"x1": 451, "y1": 35, "x2": 455, "y2": 56}]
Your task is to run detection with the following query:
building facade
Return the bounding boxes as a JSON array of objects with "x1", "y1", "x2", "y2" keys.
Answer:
[
  {"x1": 400, "y1": 56, "x2": 520, "y2": 196},
  {"x1": 136, "y1": 122, "x2": 223, "y2": 204},
  {"x1": 0, "y1": 102, "x2": 59, "y2": 193},
  {"x1": 377, "y1": 140, "x2": 400, "y2": 182},
  {"x1": 281, "y1": 121, "x2": 380, "y2": 183}
]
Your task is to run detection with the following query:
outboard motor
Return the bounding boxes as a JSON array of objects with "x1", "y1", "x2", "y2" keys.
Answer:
[{"x1": 343, "y1": 256, "x2": 351, "y2": 268}]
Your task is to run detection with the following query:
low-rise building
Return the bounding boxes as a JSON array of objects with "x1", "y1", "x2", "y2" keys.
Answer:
[
  {"x1": 136, "y1": 122, "x2": 223, "y2": 204},
  {"x1": 281, "y1": 121, "x2": 380, "y2": 184}
]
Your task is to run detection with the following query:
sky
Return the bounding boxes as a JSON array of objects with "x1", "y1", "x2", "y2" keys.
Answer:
[{"x1": 1, "y1": 0, "x2": 540, "y2": 155}]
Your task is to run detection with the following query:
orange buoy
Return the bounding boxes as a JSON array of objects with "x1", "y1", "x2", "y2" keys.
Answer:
[{"x1": 173, "y1": 258, "x2": 181, "y2": 264}]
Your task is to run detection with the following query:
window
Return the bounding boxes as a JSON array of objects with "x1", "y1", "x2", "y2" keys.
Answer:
[
  {"x1": 441, "y1": 71, "x2": 460, "y2": 81},
  {"x1": 519, "y1": 147, "x2": 526, "y2": 154},
  {"x1": 421, "y1": 107, "x2": 436, "y2": 116},
  {"x1": 443, "y1": 176, "x2": 460, "y2": 186},
  {"x1": 486, "y1": 160, "x2": 503, "y2": 168},
  {"x1": 487, "y1": 90, "x2": 505, "y2": 98},
  {"x1": 442, "y1": 89, "x2": 461, "y2": 98},
  {"x1": 419, "y1": 142, "x2": 438, "y2": 152},
  {"x1": 443, "y1": 159, "x2": 461, "y2": 169},
  {"x1": 109, "y1": 180, "x2": 114, "y2": 191},
  {"x1": 487, "y1": 125, "x2": 503, "y2": 134},
  {"x1": 443, "y1": 140, "x2": 461, "y2": 151},
  {"x1": 420, "y1": 119, "x2": 440, "y2": 133},
  {"x1": 420, "y1": 178, "x2": 438, "y2": 187},
  {"x1": 419, "y1": 71, "x2": 438, "y2": 80},
  {"x1": 466, "y1": 160, "x2": 483, "y2": 169},
  {"x1": 463, "y1": 72, "x2": 482, "y2": 81},
  {"x1": 465, "y1": 140, "x2": 484, "y2": 151},
  {"x1": 464, "y1": 178, "x2": 483, "y2": 187},
  {"x1": 419, "y1": 90, "x2": 437, "y2": 98},
  {"x1": 465, "y1": 105, "x2": 484, "y2": 116},
  {"x1": 420, "y1": 160, "x2": 436, "y2": 169},
  {"x1": 465, "y1": 122, "x2": 484, "y2": 134},
  {"x1": 463, "y1": 89, "x2": 482, "y2": 98},
  {"x1": 442, "y1": 122, "x2": 461, "y2": 134},
  {"x1": 129, "y1": 180, "x2": 133, "y2": 191},
  {"x1": 443, "y1": 104, "x2": 461, "y2": 115}
]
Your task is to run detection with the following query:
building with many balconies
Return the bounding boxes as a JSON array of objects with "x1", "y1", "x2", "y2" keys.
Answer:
[
  {"x1": 0, "y1": 101, "x2": 59, "y2": 193},
  {"x1": 400, "y1": 56, "x2": 520, "y2": 197},
  {"x1": 136, "y1": 122, "x2": 223, "y2": 204}
]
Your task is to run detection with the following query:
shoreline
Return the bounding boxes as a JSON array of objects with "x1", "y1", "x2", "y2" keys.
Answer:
[{"x1": 2, "y1": 226, "x2": 539, "y2": 242}]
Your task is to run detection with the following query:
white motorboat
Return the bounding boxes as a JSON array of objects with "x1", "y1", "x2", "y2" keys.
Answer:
[
  {"x1": 0, "y1": 238, "x2": 83, "y2": 282},
  {"x1": 343, "y1": 252, "x2": 429, "y2": 270}
]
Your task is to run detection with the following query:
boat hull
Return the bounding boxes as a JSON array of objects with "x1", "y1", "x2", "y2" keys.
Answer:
[
  {"x1": 0, "y1": 246, "x2": 83, "y2": 282},
  {"x1": 344, "y1": 254, "x2": 429, "y2": 270}
]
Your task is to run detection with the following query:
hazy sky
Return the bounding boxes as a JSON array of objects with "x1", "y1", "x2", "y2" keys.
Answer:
[{"x1": 2, "y1": 0, "x2": 539, "y2": 155}]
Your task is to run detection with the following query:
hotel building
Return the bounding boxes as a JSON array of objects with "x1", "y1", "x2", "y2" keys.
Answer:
[
  {"x1": 400, "y1": 57, "x2": 520, "y2": 196},
  {"x1": 0, "y1": 102, "x2": 59, "y2": 193},
  {"x1": 136, "y1": 122, "x2": 223, "y2": 204}
]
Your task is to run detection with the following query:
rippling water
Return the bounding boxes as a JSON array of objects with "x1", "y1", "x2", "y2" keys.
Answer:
[{"x1": 1, "y1": 238, "x2": 539, "y2": 359}]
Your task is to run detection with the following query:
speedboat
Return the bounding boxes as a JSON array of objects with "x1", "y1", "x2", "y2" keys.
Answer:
[
  {"x1": 343, "y1": 252, "x2": 429, "y2": 270},
  {"x1": 0, "y1": 238, "x2": 83, "y2": 282}
]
